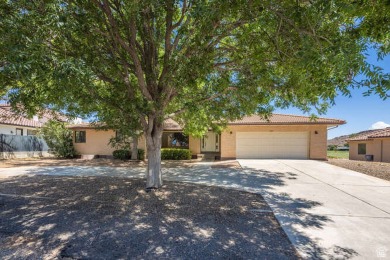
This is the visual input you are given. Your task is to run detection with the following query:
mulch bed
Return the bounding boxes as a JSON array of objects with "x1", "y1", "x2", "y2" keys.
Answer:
[
  {"x1": 327, "y1": 159, "x2": 390, "y2": 182},
  {"x1": 0, "y1": 176, "x2": 298, "y2": 259}
]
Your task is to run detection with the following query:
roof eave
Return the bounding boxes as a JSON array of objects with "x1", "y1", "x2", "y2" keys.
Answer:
[
  {"x1": 228, "y1": 122, "x2": 345, "y2": 126},
  {"x1": 0, "y1": 122, "x2": 41, "y2": 128}
]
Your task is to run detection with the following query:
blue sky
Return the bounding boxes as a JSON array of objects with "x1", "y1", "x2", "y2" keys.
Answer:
[{"x1": 275, "y1": 49, "x2": 390, "y2": 139}]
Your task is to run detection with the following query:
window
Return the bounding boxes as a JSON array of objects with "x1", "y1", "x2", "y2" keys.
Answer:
[
  {"x1": 115, "y1": 130, "x2": 124, "y2": 141},
  {"x1": 16, "y1": 128, "x2": 23, "y2": 136},
  {"x1": 27, "y1": 129, "x2": 37, "y2": 136},
  {"x1": 358, "y1": 143, "x2": 366, "y2": 155},
  {"x1": 162, "y1": 132, "x2": 189, "y2": 148},
  {"x1": 75, "y1": 131, "x2": 86, "y2": 143}
]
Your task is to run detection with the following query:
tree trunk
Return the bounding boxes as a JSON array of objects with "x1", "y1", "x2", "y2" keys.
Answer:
[
  {"x1": 131, "y1": 136, "x2": 138, "y2": 160},
  {"x1": 145, "y1": 125, "x2": 163, "y2": 189}
]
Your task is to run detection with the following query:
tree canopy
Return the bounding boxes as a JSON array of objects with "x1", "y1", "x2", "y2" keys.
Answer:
[{"x1": 1, "y1": 0, "x2": 389, "y2": 188}]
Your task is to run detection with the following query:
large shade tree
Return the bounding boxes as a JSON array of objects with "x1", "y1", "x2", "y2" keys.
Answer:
[{"x1": 1, "y1": 0, "x2": 389, "y2": 189}]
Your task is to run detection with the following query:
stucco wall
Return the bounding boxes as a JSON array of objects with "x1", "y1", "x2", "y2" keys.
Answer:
[
  {"x1": 189, "y1": 135, "x2": 201, "y2": 155},
  {"x1": 349, "y1": 141, "x2": 366, "y2": 161},
  {"x1": 0, "y1": 124, "x2": 38, "y2": 136},
  {"x1": 383, "y1": 139, "x2": 390, "y2": 162},
  {"x1": 72, "y1": 125, "x2": 330, "y2": 160},
  {"x1": 220, "y1": 125, "x2": 328, "y2": 160},
  {"x1": 72, "y1": 129, "x2": 146, "y2": 156},
  {"x1": 349, "y1": 138, "x2": 390, "y2": 162}
]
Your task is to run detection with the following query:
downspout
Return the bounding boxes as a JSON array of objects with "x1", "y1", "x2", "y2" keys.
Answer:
[
  {"x1": 326, "y1": 125, "x2": 340, "y2": 160},
  {"x1": 327, "y1": 125, "x2": 339, "y2": 131},
  {"x1": 381, "y1": 140, "x2": 383, "y2": 162}
]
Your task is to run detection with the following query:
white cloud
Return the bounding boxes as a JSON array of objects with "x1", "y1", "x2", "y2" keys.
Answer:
[{"x1": 370, "y1": 121, "x2": 390, "y2": 130}]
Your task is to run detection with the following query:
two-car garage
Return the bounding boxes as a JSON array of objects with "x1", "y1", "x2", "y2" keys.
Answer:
[
  {"x1": 236, "y1": 132, "x2": 309, "y2": 159},
  {"x1": 217, "y1": 114, "x2": 345, "y2": 160}
]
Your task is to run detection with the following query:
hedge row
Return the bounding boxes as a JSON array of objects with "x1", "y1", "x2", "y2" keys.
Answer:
[
  {"x1": 161, "y1": 148, "x2": 191, "y2": 160},
  {"x1": 113, "y1": 148, "x2": 190, "y2": 160},
  {"x1": 113, "y1": 149, "x2": 145, "y2": 160}
]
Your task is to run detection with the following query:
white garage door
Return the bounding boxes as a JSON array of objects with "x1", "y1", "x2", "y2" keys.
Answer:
[{"x1": 236, "y1": 132, "x2": 308, "y2": 159}]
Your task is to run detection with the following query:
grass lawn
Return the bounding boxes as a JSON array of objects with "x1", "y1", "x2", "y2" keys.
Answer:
[{"x1": 327, "y1": 150, "x2": 349, "y2": 159}]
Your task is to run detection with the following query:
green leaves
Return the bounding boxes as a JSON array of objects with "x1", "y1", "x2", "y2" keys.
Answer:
[
  {"x1": 0, "y1": 0, "x2": 389, "y2": 136},
  {"x1": 39, "y1": 120, "x2": 76, "y2": 158}
]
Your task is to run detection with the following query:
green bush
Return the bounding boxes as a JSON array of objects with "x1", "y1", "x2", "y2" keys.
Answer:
[
  {"x1": 40, "y1": 120, "x2": 76, "y2": 158},
  {"x1": 327, "y1": 145, "x2": 338, "y2": 151},
  {"x1": 137, "y1": 149, "x2": 145, "y2": 160},
  {"x1": 161, "y1": 148, "x2": 191, "y2": 160},
  {"x1": 113, "y1": 149, "x2": 131, "y2": 160}
]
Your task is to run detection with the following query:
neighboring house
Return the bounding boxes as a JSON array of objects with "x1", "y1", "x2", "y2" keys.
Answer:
[
  {"x1": 348, "y1": 128, "x2": 390, "y2": 162},
  {"x1": 68, "y1": 114, "x2": 345, "y2": 160},
  {"x1": 0, "y1": 104, "x2": 68, "y2": 135},
  {"x1": 0, "y1": 104, "x2": 71, "y2": 159}
]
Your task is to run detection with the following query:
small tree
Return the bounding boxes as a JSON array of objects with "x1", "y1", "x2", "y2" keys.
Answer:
[{"x1": 40, "y1": 120, "x2": 76, "y2": 158}]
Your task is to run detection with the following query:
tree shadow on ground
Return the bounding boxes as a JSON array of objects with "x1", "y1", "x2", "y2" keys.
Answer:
[
  {"x1": 162, "y1": 165, "x2": 359, "y2": 259},
  {"x1": 0, "y1": 176, "x2": 298, "y2": 259},
  {"x1": 0, "y1": 162, "x2": 359, "y2": 259}
]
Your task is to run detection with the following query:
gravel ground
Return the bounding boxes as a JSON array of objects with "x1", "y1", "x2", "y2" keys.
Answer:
[
  {"x1": 0, "y1": 158, "x2": 205, "y2": 169},
  {"x1": 327, "y1": 159, "x2": 390, "y2": 181},
  {"x1": 0, "y1": 176, "x2": 298, "y2": 259}
]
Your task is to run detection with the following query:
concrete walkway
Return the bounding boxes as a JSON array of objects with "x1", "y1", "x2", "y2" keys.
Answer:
[{"x1": 1, "y1": 160, "x2": 389, "y2": 259}]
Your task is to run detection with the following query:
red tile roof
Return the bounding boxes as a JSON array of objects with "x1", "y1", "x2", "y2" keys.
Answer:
[
  {"x1": 0, "y1": 105, "x2": 68, "y2": 128},
  {"x1": 163, "y1": 118, "x2": 182, "y2": 131},
  {"x1": 369, "y1": 128, "x2": 390, "y2": 138},
  {"x1": 348, "y1": 127, "x2": 390, "y2": 141},
  {"x1": 68, "y1": 113, "x2": 344, "y2": 131},
  {"x1": 68, "y1": 119, "x2": 183, "y2": 131},
  {"x1": 0, "y1": 107, "x2": 42, "y2": 128},
  {"x1": 229, "y1": 114, "x2": 345, "y2": 125}
]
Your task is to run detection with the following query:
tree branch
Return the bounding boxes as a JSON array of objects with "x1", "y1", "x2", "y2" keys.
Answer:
[
  {"x1": 166, "y1": 86, "x2": 238, "y2": 119},
  {"x1": 93, "y1": 0, "x2": 154, "y2": 102}
]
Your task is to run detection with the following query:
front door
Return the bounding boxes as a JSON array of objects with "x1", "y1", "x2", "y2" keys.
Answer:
[{"x1": 201, "y1": 132, "x2": 220, "y2": 152}]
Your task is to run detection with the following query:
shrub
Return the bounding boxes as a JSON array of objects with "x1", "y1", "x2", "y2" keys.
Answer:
[
  {"x1": 40, "y1": 120, "x2": 76, "y2": 158},
  {"x1": 113, "y1": 149, "x2": 131, "y2": 160},
  {"x1": 161, "y1": 148, "x2": 191, "y2": 160},
  {"x1": 137, "y1": 149, "x2": 145, "y2": 160},
  {"x1": 327, "y1": 145, "x2": 338, "y2": 151}
]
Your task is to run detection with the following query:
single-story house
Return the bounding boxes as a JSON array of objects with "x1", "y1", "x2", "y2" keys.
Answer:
[
  {"x1": 0, "y1": 104, "x2": 70, "y2": 136},
  {"x1": 0, "y1": 103, "x2": 76, "y2": 159},
  {"x1": 348, "y1": 128, "x2": 390, "y2": 162},
  {"x1": 68, "y1": 114, "x2": 345, "y2": 160},
  {"x1": 0, "y1": 104, "x2": 42, "y2": 136}
]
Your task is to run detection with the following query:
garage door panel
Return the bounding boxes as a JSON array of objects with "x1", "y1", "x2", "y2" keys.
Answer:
[
  {"x1": 237, "y1": 146, "x2": 258, "y2": 154},
  {"x1": 236, "y1": 132, "x2": 308, "y2": 159},
  {"x1": 237, "y1": 138, "x2": 259, "y2": 146}
]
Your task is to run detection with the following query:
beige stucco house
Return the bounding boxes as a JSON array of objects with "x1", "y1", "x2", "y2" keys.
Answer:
[
  {"x1": 348, "y1": 128, "x2": 390, "y2": 162},
  {"x1": 69, "y1": 114, "x2": 345, "y2": 160}
]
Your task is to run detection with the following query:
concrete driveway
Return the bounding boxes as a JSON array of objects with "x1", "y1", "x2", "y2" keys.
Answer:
[
  {"x1": 1, "y1": 160, "x2": 390, "y2": 259},
  {"x1": 238, "y1": 160, "x2": 390, "y2": 260}
]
